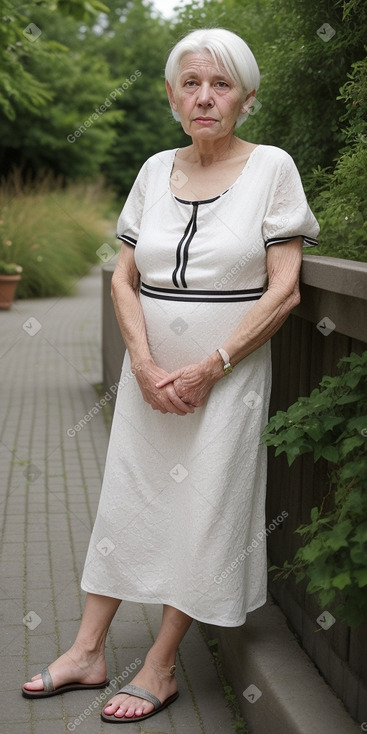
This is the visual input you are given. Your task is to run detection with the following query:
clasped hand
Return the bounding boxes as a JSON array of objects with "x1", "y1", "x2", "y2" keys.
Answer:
[{"x1": 134, "y1": 359, "x2": 218, "y2": 416}]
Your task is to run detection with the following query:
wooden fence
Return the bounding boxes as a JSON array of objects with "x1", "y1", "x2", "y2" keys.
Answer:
[
  {"x1": 102, "y1": 254, "x2": 367, "y2": 724},
  {"x1": 266, "y1": 255, "x2": 367, "y2": 724}
]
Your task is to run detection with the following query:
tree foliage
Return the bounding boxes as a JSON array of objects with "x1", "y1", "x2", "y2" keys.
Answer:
[
  {"x1": 87, "y1": 0, "x2": 187, "y2": 197},
  {"x1": 0, "y1": 0, "x2": 120, "y2": 177},
  {"x1": 173, "y1": 0, "x2": 367, "y2": 261},
  {"x1": 307, "y1": 54, "x2": 367, "y2": 261},
  {"x1": 0, "y1": 0, "x2": 366, "y2": 260}
]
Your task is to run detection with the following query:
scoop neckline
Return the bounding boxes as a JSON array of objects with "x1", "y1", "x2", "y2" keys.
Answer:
[{"x1": 169, "y1": 144, "x2": 262, "y2": 204}]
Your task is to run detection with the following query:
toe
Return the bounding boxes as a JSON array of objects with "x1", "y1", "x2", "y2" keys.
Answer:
[
  {"x1": 103, "y1": 695, "x2": 153, "y2": 719},
  {"x1": 125, "y1": 705, "x2": 137, "y2": 718},
  {"x1": 103, "y1": 701, "x2": 119, "y2": 714},
  {"x1": 114, "y1": 707, "x2": 128, "y2": 718},
  {"x1": 23, "y1": 679, "x2": 44, "y2": 691},
  {"x1": 125, "y1": 698, "x2": 153, "y2": 718}
]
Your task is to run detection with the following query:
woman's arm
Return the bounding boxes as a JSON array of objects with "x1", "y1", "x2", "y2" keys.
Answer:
[
  {"x1": 111, "y1": 245, "x2": 195, "y2": 415},
  {"x1": 156, "y1": 238, "x2": 303, "y2": 405},
  {"x1": 111, "y1": 244, "x2": 150, "y2": 366},
  {"x1": 221, "y1": 237, "x2": 303, "y2": 365}
]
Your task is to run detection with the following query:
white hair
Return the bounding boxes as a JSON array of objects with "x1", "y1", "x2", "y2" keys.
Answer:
[{"x1": 165, "y1": 28, "x2": 260, "y2": 128}]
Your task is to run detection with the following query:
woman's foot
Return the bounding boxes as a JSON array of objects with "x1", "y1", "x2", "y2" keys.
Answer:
[
  {"x1": 102, "y1": 654, "x2": 178, "y2": 720},
  {"x1": 22, "y1": 644, "x2": 107, "y2": 693}
]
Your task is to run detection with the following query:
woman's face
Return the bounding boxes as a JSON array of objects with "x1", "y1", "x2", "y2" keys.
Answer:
[{"x1": 166, "y1": 51, "x2": 252, "y2": 142}]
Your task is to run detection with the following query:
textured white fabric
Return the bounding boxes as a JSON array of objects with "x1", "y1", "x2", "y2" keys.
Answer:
[{"x1": 81, "y1": 145, "x2": 319, "y2": 626}]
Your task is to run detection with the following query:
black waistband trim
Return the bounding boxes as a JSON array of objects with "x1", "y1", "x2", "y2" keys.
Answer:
[{"x1": 140, "y1": 282, "x2": 263, "y2": 303}]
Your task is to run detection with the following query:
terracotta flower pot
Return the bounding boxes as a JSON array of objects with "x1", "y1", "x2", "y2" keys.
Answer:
[{"x1": 0, "y1": 274, "x2": 22, "y2": 309}]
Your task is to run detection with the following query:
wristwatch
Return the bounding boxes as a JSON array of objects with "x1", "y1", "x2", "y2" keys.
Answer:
[{"x1": 217, "y1": 347, "x2": 233, "y2": 375}]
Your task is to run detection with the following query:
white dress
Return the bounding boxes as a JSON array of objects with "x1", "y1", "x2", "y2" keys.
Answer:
[{"x1": 81, "y1": 144, "x2": 319, "y2": 627}]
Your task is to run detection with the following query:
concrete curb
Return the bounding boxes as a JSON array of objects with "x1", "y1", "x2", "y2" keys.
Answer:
[{"x1": 204, "y1": 597, "x2": 362, "y2": 734}]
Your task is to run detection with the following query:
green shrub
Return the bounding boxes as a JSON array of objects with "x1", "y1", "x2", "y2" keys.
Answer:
[
  {"x1": 307, "y1": 54, "x2": 367, "y2": 263},
  {"x1": 0, "y1": 171, "x2": 116, "y2": 297},
  {"x1": 262, "y1": 351, "x2": 367, "y2": 627}
]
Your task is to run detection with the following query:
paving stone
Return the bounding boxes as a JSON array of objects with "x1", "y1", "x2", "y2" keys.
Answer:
[
  {"x1": 27, "y1": 634, "x2": 60, "y2": 666},
  {"x1": 0, "y1": 690, "x2": 36, "y2": 722},
  {"x1": 0, "y1": 268, "x2": 243, "y2": 734}
]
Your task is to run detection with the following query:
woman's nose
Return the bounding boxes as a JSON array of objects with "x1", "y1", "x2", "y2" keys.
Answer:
[{"x1": 197, "y1": 83, "x2": 214, "y2": 107}]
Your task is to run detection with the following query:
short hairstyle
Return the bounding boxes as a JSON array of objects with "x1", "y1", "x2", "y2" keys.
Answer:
[{"x1": 165, "y1": 28, "x2": 260, "y2": 128}]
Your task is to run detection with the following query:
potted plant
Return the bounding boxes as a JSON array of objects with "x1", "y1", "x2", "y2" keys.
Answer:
[{"x1": 0, "y1": 220, "x2": 23, "y2": 309}]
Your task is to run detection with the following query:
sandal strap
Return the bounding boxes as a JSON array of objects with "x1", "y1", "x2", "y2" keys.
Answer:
[
  {"x1": 41, "y1": 667, "x2": 55, "y2": 692},
  {"x1": 116, "y1": 684, "x2": 161, "y2": 709}
]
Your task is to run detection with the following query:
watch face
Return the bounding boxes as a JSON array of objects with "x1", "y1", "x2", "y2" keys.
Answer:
[{"x1": 223, "y1": 363, "x2": 233, "y2": 374}]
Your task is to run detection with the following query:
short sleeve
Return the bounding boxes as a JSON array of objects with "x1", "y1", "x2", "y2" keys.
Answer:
[
  {"x1": 116, "y1": 160, "x2": 149, "y2": 248},
  {"x1": 262, "y1": 151, "x2": 319, "y2": 249}
]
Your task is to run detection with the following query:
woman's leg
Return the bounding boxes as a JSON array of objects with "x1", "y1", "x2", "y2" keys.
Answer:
[
  {"x1": 103, "y1": 604, "x2": 193, "y2": 720},
  {"x1": 23, "y1": 593, "x2": 121, "y2": 691}
]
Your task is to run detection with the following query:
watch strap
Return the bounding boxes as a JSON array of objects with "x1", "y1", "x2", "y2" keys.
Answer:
[{"x1": 217, "y1": 348, "x2": 233, "y2": 375}]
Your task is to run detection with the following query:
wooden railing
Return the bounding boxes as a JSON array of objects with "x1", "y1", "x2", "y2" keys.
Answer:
[
  {"x1": 102, "y1": 254, "x2": 367, "y2": 723},
  {"x1": 266, "y1": 255, "x2": 367, "y2": 724}
]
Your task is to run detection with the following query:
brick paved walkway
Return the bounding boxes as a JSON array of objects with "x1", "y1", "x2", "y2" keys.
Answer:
[{"x1": 0, "y1": 267, "x2": 241, "y2": 734}]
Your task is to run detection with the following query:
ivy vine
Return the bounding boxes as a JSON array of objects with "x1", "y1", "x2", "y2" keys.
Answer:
[{"x1": 262, "y1": 351, "x2": 367, "y2": 627}]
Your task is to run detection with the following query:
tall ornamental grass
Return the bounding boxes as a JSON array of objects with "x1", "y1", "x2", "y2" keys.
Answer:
[{"x1": 0, "y1": 171, "x2": 117, "y2": 298}]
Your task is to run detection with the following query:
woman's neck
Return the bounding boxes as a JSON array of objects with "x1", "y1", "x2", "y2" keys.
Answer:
[{"x1": 183, "y1": 134, "x2": 246, "y2": 167}]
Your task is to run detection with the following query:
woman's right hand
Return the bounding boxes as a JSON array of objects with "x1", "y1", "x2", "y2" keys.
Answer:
[{"x1": 134, "y1": 359, "x2": 195, "y2": 416}]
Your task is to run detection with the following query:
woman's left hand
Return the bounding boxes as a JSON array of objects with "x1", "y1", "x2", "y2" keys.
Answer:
[{"x1": 155, "y1": 354, "x2": 223, "y2": 408}]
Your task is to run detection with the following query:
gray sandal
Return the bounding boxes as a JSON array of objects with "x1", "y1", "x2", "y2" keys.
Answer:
[
  {"x1": 22, "y1": 666, "x2": 110, "y2": 698},
  {"x1": 101, "y1": 681, "x2": 179, "y2": 724}
]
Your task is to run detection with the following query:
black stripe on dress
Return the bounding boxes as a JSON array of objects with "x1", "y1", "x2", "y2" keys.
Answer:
[
  {"x1": 265, "y1": 235, "x2": 318, "y2": 248},
  {"x1": 140, "y1": 282, "x2": 264, "y2": 303},
  {"x1": 180, "y1": 204, "x2": 198, "y2": 288},
  {"x1": 117, "y1": 234, "x2": 137, "y2": 247},
  {"x1": 172, "y1": 215, "x2": 194, "y2": 288}
]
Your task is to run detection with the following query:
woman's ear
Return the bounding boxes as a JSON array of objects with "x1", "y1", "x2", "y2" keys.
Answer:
[
  {"x1": 165, "y1": 80, "x2": 178, "y2": 112},
  {"x1": 240, "y1": 88, "x2": 256, "y2": 114}
]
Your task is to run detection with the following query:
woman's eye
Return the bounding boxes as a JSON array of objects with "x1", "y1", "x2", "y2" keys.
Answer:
[
  {"x1": 185, "y1": 80, "x2": 197, "y2": 87},
  {"x1": 216, "y1": 81, "x2": 228, "y2": 88}
]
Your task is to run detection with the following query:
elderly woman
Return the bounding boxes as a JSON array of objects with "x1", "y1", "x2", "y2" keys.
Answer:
[{"x1": 23, "y1": 28, "x2": 319, "y2": 723}]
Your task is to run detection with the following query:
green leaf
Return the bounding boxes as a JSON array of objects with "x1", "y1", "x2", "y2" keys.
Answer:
[
  {"x1": 332, "y1": 572, "x2": 351, "y2": 590},
  {"x1": 353, "y1": 569, "x2": 367, "y2": 587},
  {"x1": 294, "y1": 571, "x2": 306, "y2": 583},
  {"x1": 336, "y1": 393, "x2": 365, "y2": 405},
  {"x1": 303, "y1": 419, "x2": 324, "y2": 441},
  {"x1": 340, "y1": 460, "x2": 367, "y2": 480},
  {"x1": 346, "y1": 415, "x2": 367, "y2": 432},
  {"x1": 350, "y1": 545, "x2": 367, "y2": 564},
  {"x1": 297, "y1": 539, "x2": 324, "y2": 563},
  {"x1": 320, "y1": 445, "x2": 340, "y2": 463},
  {"x1": 322, "y1": 416, "x2": 345, "y2": 432},
  {"x1": 324, "y1": 520, "x2": 352, "y2": 550},
  {"x1": 338, "y1": 435, "x2": 365, "y2": 458},
  {"x1": 351, "y1": 522, "x2": 367, "y2": 543}
]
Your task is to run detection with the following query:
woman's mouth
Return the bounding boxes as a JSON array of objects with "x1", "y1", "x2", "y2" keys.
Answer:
[{"x1": 194, "y1": 117, "x2": 218, "y2": 125}]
